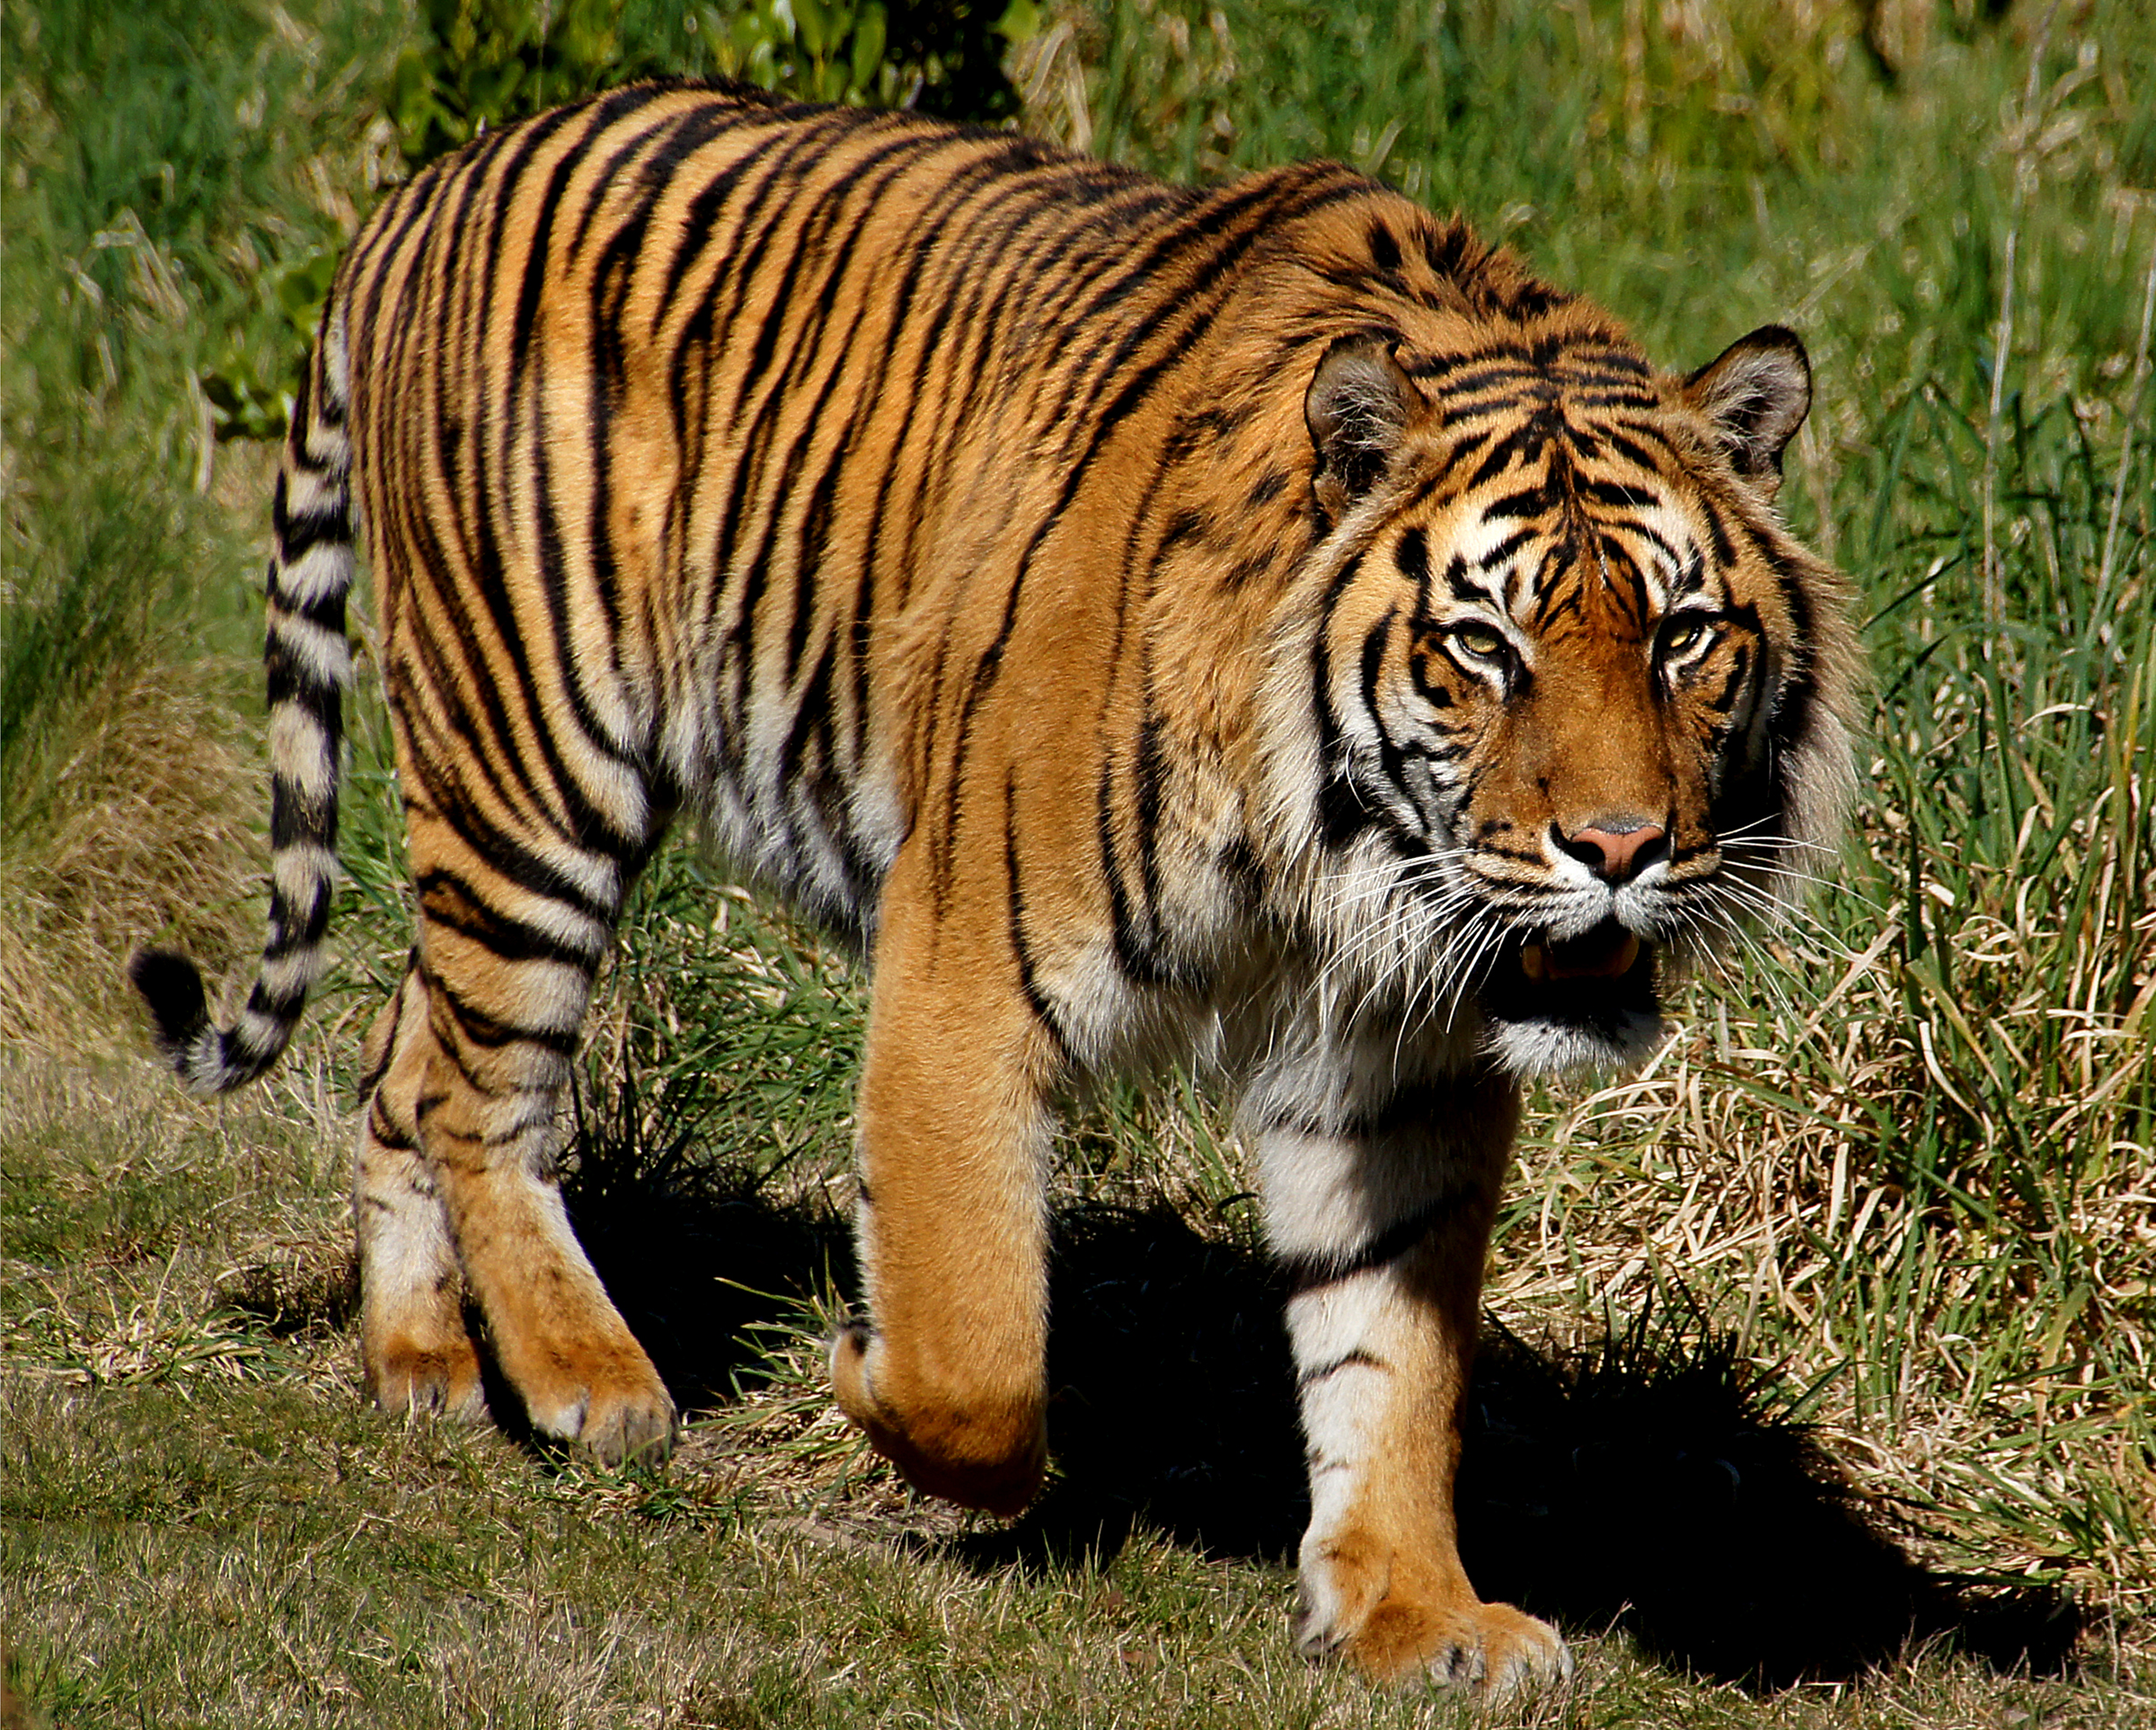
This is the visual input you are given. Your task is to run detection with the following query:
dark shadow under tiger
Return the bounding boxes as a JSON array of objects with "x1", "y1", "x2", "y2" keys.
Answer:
[{"x1": 134, "y1": 82, "x2": 1860, "y2": 1693}]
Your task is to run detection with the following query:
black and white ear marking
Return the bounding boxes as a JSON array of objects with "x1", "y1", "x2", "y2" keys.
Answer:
[
  {"x1": 1305, "y1": 335, "x2": 1419, "y2": 521},
  {"x1": 1683, "y1": 325, "x2": 1812, "y2": 489}
]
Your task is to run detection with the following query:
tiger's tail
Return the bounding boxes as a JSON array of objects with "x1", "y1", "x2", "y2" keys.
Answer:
[{"x1": 131, "y1": 305, "x2": 355, "y2": 1096}]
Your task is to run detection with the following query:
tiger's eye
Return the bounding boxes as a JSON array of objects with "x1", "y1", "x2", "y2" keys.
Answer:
[
  {"x1": 1450, "y1": 622, "x2": 1508, "y2": 661},
  {"x1": 1661, "y1": 616, "x2": 1709, "y2": 656}
]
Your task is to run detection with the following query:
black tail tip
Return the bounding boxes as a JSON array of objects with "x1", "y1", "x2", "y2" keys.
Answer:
[{"x1": 128, "y1": 947, "x2": 210, "y2": 1058}]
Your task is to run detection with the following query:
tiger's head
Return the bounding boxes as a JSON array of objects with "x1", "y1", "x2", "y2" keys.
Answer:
[{"x1": 1266, "y1": 316, "x2": 1860, "y2": 1078}]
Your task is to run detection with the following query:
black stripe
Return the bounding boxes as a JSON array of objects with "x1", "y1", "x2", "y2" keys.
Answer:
[
  {"x1": 355, "y1": 966, "x2": 416, "y2": 1098},
  {"x1": 841, "y1": 150, "x2": 1067, "y2": 751},
  {"x1": 415, "y1": 867, "x2": 608, "y2": 969},
  {"x1": 1463, "y1": 422, "x2": 1541, "y2": 492},
  {"x1": 368, "y1": 167, "x2": 580, "y2": 848},
  {"x1": 1438, "y1": 552, "x2": 1485, "y2": 606},
  {"x1": 260, "y1": 878, "x2": 332, "y2": 961},
  {"x1": 1395, "y1": 525, "x2": 1430, "y2": 587},
  {"x1": 482, "y1": 1103, "x2": 562, "y2": 1147},
  {"x1": 402, "y1": 461, "x2": 615, "y2": 852},
  {"x1": 1473, "y1": 525, "x2": 1537, "y2": 573},
  {"x1": 1268, "y1": 1164, "x2": 1474, "y2": 1285},
  {"x1": 1129, "y1": 704, "x2": 1173, "y2": 954},
  {"x1": 1311, "y1": 552, "x2": 1370, "y2": 847},
  {"x1": 506, "y1": 84, "x2": 679, "y2": 392},
  {"x1": 1361, "y1": 608, "x2": 1410, "y2": 796},
  {"x1": 1580, "y1": 477, "x2": 1659, "y2": 509},
  {"x1": 271, "y1": 476, "x2": 348, "y2": 563},
  {"x1": 653, "y1": 103, "x2": 897, "y2": 322},
  {"x1": 700, "y1": 129, "x2": 888, "y2": 708},
  {"x1": 396, "y1": 722, "x2": 620, "y2": 927},
  {"x1": 1277, "y1": 1187, "x2": 1472, "y2": 1295},
  {"x1": 367, "y1": 1102, "x2": 418, "y2": 1152},
  {"x1": 1098, "y1": 755, "x2": 1171, "y2": 988},
  {"x1": 426, "y1": 964, "x2": 580, "y2": 1058},
  {"x1": 1297, "y1": 1350, "x2": 1390, "y2": 1390},
  {"x1": 1003, "y1": 772, "x2": 1069, "y2": 1055},
  {"x1": 732, "y1": 136, "x2": 942, "y2": 728},
  {"x1": 569, "y1": 102, "x2": 707, "y2": 261},
  {"x1": 242, "y1": 974, "x2": 308, "y2": 1021},
  {"x1": 933, "y1": 315, "x2": 1193, "y2": 898}
]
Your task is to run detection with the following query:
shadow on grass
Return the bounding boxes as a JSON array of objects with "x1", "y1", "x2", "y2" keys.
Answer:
[{"x1": 563, "y1": 1164, "x2": 2078, "y2": 1690}]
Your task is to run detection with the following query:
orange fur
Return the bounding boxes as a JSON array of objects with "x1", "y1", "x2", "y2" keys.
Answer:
[{"x1": 132, "y1": 85, "x2": 1860, "y2": 1692}]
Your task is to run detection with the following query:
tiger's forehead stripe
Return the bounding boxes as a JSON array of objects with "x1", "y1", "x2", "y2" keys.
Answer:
[{"x1": 1376, "y1": 346, "x2": 1736, "y2": 639}]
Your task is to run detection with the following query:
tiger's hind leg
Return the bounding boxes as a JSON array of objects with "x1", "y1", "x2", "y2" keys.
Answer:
[
  {"x1": 355, "y1": 962, "x2": 484, "y2": 1421},
  {"x1": 381, "y1": 803, "x2": 675, "y2": 1464}
]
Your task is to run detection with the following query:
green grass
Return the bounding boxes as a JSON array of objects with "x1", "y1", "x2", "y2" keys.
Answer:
[
  {"x1": 5, "y1": 0, "x2": 2155, "y2": 1723},
  {"x1": 0, "y1": 0, "x2": 407, "y2": 1046}
]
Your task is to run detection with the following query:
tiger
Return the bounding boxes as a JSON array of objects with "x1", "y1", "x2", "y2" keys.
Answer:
[{"x1": 131, "y1": 81, "x2": 1860, "y2": 1692}]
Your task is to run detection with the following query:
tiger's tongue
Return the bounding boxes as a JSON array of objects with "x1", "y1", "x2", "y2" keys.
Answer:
[{"x1": 1518, "y1": 929, "x2": 1641, "y2": 983}]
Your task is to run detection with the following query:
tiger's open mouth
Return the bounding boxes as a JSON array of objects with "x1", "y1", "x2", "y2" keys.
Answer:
[
  {"x1": 1479, "y1": 918, "x2": 1658, "y2": 1028},
  {"x1": 1518, "y1": 922, "x2": 1642, "y2": 983}
]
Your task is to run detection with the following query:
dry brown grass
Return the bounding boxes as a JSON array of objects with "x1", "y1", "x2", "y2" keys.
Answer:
[
  {"x1": 1498, "y1": 980, "x2": 2155, "y2": 1623},
  {"x1": 0, "y1": 654, "x2": 260, "y2": 1055}
]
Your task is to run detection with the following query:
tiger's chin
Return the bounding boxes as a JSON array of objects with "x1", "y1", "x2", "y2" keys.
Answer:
[{"x1": 1475, "y1": 918, "x2": 1667, "y2": 1079}]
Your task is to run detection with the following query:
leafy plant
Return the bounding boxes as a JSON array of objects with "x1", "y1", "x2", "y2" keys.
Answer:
[
  {"x1": 197, "y1": 249, "x2": 341, "y2": 443},
  {"x1": 387, "y1": 0, "x2": 636, "y2": 167},
  {"x1": 696, "y1": 0, "x2": 897, "y2": 105}
]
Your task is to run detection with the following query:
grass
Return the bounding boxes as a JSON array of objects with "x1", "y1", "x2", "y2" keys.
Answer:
[
  {"x1": 4, "y1": 0, "x2": 2154, "y2": 1723},
  {"x1": 0, "y1": 0, "x2": 403, "y2": 1046}
]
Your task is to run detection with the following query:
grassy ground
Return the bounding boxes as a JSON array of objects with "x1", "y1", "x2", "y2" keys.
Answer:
[{"x1": 4, "y1": 0, "x2": 2153, "y2": 1724}]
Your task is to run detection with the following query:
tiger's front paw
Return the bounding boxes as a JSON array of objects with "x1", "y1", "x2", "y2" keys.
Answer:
[
  {"x1": 830, "y1": 1321, "x2": 1046, "y2": 1517},
  {"x1": 1295, "y1": 1539, "x2": 1572, "y2": 1696},
  {"x1": 1325, "y1": 1598, "x2": 1571, "y2": 1695}
]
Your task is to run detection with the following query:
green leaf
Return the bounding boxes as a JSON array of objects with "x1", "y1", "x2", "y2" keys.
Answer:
[
  {"x1": 272, "y1": 251, "x2": 339, "y2": 339},
  {"x1": 851, "y1": 3, "x2": 887, "y2": 88},
  {"x1": 736, "y1": 1, "x2": 785, "y2": 56},
  {"x1": 388, "y1": 49, "x2": 443, "y2": 153},
  {"x1": 467, "y1": 57, "x2": 526, "y2": 126},
  {"x1": 995, "y1": 0, "x2": 1040, "y2": 46}
]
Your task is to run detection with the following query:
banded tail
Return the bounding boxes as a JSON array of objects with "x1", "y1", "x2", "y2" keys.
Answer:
[{"x1": 131, "y1": 308, "x2": 356, "y2": 1095}]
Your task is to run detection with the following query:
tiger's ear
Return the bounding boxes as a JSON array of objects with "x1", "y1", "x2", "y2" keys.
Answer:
[
  {"x1": 1305, "y1": 335, "x2": 1420, "y2": 522},
  {"x1": 1683, "y1": 325, "x2": 1811, "y2": 493}
]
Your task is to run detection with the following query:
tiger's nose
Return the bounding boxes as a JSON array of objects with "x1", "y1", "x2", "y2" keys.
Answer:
[{"x1": 1552, "y1": 819, "x2": 1669, "y2": 884}]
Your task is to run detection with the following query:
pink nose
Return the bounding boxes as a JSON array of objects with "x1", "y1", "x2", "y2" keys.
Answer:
[{"x1": 1555, "y1": 821, "x2": 1668, "y2": 883}]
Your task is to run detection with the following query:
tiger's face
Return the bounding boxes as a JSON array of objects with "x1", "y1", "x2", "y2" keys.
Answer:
[{"x1": 1285, "y1": 324, "x2": 1856, "y2": 1078}]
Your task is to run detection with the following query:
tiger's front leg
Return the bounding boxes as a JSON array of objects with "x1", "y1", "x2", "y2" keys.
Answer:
[
  {"x1": 1251, "y1": 1067, "x2": 1572, "y2": 1695},
  {"x1": 829, "y1": 843, "x2": 1058, "y2": 1518}
]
